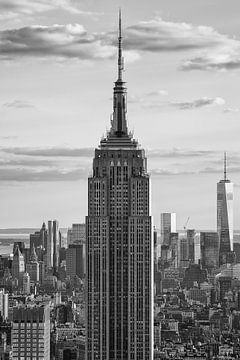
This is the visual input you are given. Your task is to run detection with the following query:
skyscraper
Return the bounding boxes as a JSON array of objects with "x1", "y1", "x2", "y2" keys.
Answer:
[
  {"x1": 26, "y1": 246, "x2": 40, "y2": 283},
  {"x1": 47, "y1": 220, "x2": 53, "y2": 269},
  {"x1": 187, "y1": 229, "x2": 195, "y2": 263},
  {"x1": 200, "y1": 232, "x2": 219, "y2": 271},
  {"x1": 86, "y1": 12, "x2": 153, "y2": 360},
  {"x1": 11, "y1": 245, "x2": 25, "y2": 287},
  {"x1": 66, "y1": 244, "x2": 85, "y2": 279},
  {"x1": 0, "y1": 289, "x2": 8, "y2": 321},
  {"x1": 217, "y1": 153, "x2": 233, "y2": 264},
  {"x1": 160, "y1": 213, "x2": 176, "y2": 245},
  {"x1": 53, "y1": 220, "x2": 60, "y2": 272},
  {"x1": 67, "y1": 223, "x2": 86, "y2": 246},
  {"x1": 12, "y1": 304, "x2": 50, "y2": 360}
]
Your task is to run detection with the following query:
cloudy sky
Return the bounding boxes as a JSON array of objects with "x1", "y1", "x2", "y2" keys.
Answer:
[{"x1": 1, "y1": 0, "x2": 240, "y2": 230}]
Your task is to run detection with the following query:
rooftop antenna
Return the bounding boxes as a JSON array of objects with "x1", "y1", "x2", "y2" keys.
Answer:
[
  {"x1": 117, "y1": 8, "x2": 124, "y2": 81},
  {"x1": 224, "y1": 152, "x2": 227, "y2": 181}
]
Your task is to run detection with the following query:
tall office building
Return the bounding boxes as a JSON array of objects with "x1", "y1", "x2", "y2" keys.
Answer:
[
  {"x1": 200, "y1": 232, "x2": 219, "y2": 271},
  {"x1": 179, "y1": 237, "x2": 189, "y2": 268},
  {"x1": 187, "y1": 229, "x2": 195, "y2": 263},
  {"x1": 12, "y1": 304, "x2": 50, "y2": 360},
  {"x1": 217, "y1": 153, "x2": 233, "y2": 264},
  {"x1": 47, "y1": 221, "x2": 53, "y2": 269},
  {"x1": 12, "y1": 245, "x2": 25, "y2": 287},
  {"x1": 53, "y1": 220, "x2": 60, "y2": 272},
  {"x1": 86, "y1": 12, "x2": 153, "y2": 360},
  {"x1": 161, "y1": 213, "x2": 176, "y2": 245},
  {"x1": 66, "y1": 244, "x2": 85, "y2": 279},
  {"x1": 30, "y1": 222, "x2": 47, "y2": 261},
  {"x1": 22, "y1": 272, "x2": 31, "y2": 295},
  {"x1": 67, "y1": 223, "x2": 86, "y2": 246},
  {"x1": 26, "y1": 246, "x2": 40, "y2": 283},
  {"x1": 0, "y1": 289, "x2": 8, "y2": 320}
]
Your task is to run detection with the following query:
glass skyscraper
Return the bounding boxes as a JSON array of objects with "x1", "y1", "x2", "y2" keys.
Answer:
[
  {"x1": 86, "y1": 12, "x2": 153, "y2": 360},
  {"x1": 217, "y1": 153, "x2": 233, "y2": 264}
]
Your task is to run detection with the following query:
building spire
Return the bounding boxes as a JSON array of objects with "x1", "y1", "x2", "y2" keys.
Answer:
[
  {"x1": 224, "y1": 152, "x2": 227, "y2": 181},
  {"x1": 118, "y1": 8, "x2": 124, "y2": 81},
  {"x1": 109, "y1": 9, "x2": 128, "y2": 137}
]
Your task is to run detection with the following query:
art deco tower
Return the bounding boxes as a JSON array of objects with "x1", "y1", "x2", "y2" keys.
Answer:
[
  {"x1": 217, "y1": 153, "x2": 233, "y2": 264},
  {"x1": 86, "y1": 12, "x2": 153, "y2": 360}
]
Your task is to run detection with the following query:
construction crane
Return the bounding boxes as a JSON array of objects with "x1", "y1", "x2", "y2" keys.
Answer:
[{"x1": 183, "y1": 216, "x2": 190, "y2": 230}]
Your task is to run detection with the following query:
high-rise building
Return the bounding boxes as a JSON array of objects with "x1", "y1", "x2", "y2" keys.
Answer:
[
  {"x1": 86, "y1": 12, "x2": 153, "y2": 360},
  {"x1": 179, "y1": 238, "x2": 189, "y2": 268},
  {"x1": 66, "y1": 244, "x2": 85, "y2": 279},
  {"x1": 217, "y1": 153, "x2": 233, "y2": 264},
  {"x1": 68, "y1": 223, "x2": 86, "y2": 246},
  {"x1": 47, "y1": 221, "x2": 53, "y2": 269},
  {"x1": 169, "y1": 232, "x2": 179, "y2": 268},
  {"x1": 187, "y1": 229, "x2": 195, "y2": 263},
  {"x1": 53, "y1": 220, "x2": 60, "y2": 272},
  {"x1": 26, "y1": 246, "x2": 40, "y2": 283},
  {"x1": 161, "y1": 213, "x2": 176, "y2": 245},
  {"x1": 200, "y1": 232, "x2": 219, "y2": 271},
  {"x1": 30, "y1": 222, "x2": 47, "y2": 261},
  {"x1": 22, "y1": 272, "x2": 30, "y2": 295},
  {"x1": 0, "y1": 289, "x2": 8, "y2": 320},
  {"x1": 12, "y1": 304, "x2": 50, "y2": 360},
  {"x1": 11, "y1": 245, "x2": 25, "y2": 287}
]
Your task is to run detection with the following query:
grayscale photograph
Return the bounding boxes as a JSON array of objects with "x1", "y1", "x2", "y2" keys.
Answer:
[{"x1": 0, "y1": 1, "x2": 240, "y2": 359}]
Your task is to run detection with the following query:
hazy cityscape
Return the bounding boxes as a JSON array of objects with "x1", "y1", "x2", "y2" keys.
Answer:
[{"x1": 2, "y1": 1, "x2": 240, "y2": 360}]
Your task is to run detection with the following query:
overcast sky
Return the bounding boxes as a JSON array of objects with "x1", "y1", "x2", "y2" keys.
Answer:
[{"x1": 1, "y1": 0, "x2": 240, "y2": 230}]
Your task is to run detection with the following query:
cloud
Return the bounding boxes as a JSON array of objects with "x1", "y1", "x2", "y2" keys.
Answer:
[
  {"x1": 199, "y1": 166, "x2": 240, "y2": 174},
  {"x1": 2, "y1": 100, "x2": 35, "y2": 109},
  {"x1": 0, "y1": 158, "x2": 55, "y2": 167},
  {"x1": 223, "y1": 108, "x2": 240, "y2": 114},
  {"x1": 181, "y1": 46, "x2": 240, "y2": 71},
  {"x1": 171, "y1": 97, "x2": 225, "y2": 110},
  {"x1": 1, "y1": 16, "x2": 239, "y2": 71},
  {"x1": 1, "y1": 147, "x2": 94, "y2": 157},
  {"x1": 0, "y1": 167, "x2": 88, "y2": 182},
  {"x1": 128, "y1": 89, "x2": 168, "y2": 105},
  {"x1": 150, "y1": 168, "x2": 195, "y2": 176},
  {"x1": 0, "y1": 0, "x2": 98, "y2": 19},
  {"x1": 146, "y1": 90, "x2": 168, "y2": 97},
  {"x1": 123, "y1": 19, "x2": 228, "y2": 52},
  {"x1": 0, "y1": 24, "x2": 115, "y2": 61},
  {"x1": 150, "y1": 165, "x2": 240, "y2": 177},
  {"x1": 123, "y1": 17, "x2": 240, "y2": 72},
  {"x1": 147, "y1": 149, "x2": 216, "y2": 159}
]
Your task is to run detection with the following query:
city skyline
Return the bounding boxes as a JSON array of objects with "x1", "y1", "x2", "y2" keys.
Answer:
[{"x1": 1, "y1": 0, "x2": 240, "y2": 229}]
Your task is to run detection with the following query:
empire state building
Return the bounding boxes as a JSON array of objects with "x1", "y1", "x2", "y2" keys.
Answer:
[{"x1": 86, "y1": 12, "x2": 153, "y2": 360}]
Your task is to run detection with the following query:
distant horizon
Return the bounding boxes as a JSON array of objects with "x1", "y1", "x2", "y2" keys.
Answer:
[{"x1": 1, "y1": 227, "x2": 240, "y2": 234}]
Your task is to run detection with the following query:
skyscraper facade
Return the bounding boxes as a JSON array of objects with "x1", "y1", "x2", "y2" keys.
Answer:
[
  {"x1": 26, "y1": 246, "x2": 40, "y2": 283},
  {"x1": 0, "y1": 289, "x2": 8, "y2": 321},
  {"x1": 200, "y1": 232, "x2": 219, "y2": 271},
  {"x1": 86, "y1": 13, "x2": 153, "y2": 360},
  {"x1": 47, "y1": 221, "x2": 53, "y2": 269},
  {"x1": 12, "y1": 304, "x2": 50, "y2": 360},
  {"x1": 66, "y1": 244, "x2": 85, "y2": 279},
  {"x1": 160, "y1": 213, "x2": 176, "y2": 245},
  {"x1": 217, "y1": 154, "x2": 233, "y2": 264},
  {"x1": 53, "y1": 220, "x2": 60, "y2": 272},
  {"x1": 11, "y1": 245, "x2": 25, "y2": 287},
  {"x1": 67, "y1": 223, "x2": 86, "y2": 245},
  {"x1": 187, "y1": 229, "x2": 195, "y2": 263}
]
